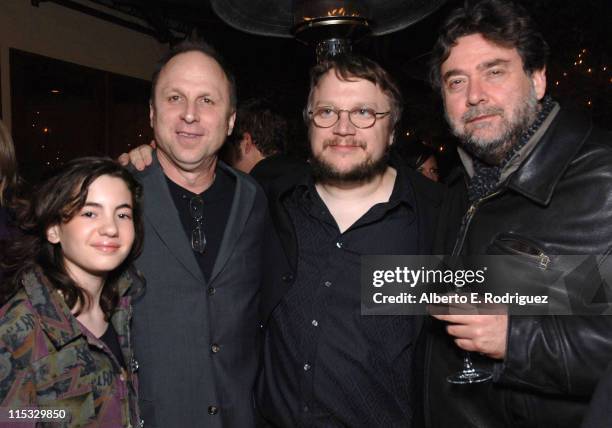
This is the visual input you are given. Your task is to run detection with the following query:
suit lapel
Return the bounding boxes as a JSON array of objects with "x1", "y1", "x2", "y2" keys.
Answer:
[
  {"x1": 209, "y1": 162, "x2": 256, "y2": 283},
  {"x1": 139, "y1": 154, "x2": 205, "y2": 284}
]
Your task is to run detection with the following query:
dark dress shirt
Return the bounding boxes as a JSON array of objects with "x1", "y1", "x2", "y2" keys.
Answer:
[
  {"x1": 260, "y1": 166, "x2": 425, "y2": 427},
  {"x1": 165, "y1": 167, "x2": 234, "y2": 281}
]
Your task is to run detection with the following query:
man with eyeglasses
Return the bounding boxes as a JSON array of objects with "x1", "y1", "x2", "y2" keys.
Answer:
[
  {"x1": 255, "y1": 55, "x2": 444, "y2": 427},
  {"x1": 119, "y1": 39, "x2": 268, "y2": 428}
]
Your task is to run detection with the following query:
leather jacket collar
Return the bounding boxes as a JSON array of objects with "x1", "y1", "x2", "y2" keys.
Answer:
[
  {"x1": 506, "y1": 108, "x2": 592, "y2": 205},
  {"x1": 449, "y1": 107, "x2": 594, "y2": 206}
]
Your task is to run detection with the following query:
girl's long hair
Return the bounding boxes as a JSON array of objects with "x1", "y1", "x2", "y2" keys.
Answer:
[{"x1": 1, "y1": 157, "x2": 144, "y2": 318}]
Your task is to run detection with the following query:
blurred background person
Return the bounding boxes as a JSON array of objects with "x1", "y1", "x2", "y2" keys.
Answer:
[
  {"x1": 0, "y1": 119, "x2": 19, "y2": 240},
  {"x1": 221, "y1": 98, "x2": 286, "y2": 174},
  {"x1": 219, "y1": 98, "x2": 309, "y2": 192},
  {"x1": 411, "y1": 144, "x2": 440, "y2": 182},
  {"x1": 0, "y1": 157, "x2": 144, "y2": 427},
  {"x1": 394, "y1": 141, "x2": 440, "y2": 182}
]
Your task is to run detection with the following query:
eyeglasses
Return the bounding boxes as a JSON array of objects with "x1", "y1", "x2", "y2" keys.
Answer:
[
  {"x1": 189, "y1": 196, "x2": 206, "y2": 254},
  {"x1": 308, "y1": 107, "x2": 391, "y2": 129}
]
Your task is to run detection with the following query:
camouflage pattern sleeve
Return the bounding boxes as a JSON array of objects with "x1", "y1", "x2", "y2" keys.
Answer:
[{"x1": 0, "y1": 346, "x2": 36, "y2": 407}]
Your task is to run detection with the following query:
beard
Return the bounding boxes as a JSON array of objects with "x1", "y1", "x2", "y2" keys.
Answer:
[
  {"x1": 310, "y1": 138, "x2": 389, "y2": 184},
  {"x1": 447, "y1": 85, "x2": 540, "y2": 165}
]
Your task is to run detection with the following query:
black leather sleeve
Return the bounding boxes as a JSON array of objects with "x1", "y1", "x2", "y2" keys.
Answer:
[{"x1": 496, "y1": 315, "x2": 612, "y2": 396}]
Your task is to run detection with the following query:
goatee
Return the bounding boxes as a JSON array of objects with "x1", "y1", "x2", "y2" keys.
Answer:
[{"x1": 310, "y1": 140, "x2": 389, "y2": 183}]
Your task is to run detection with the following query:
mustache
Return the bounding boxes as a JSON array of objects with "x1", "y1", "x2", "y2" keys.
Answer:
[
  {"x1": 323, "y1": 138, "x2": 367, "y2": 149},
  {"x1": 462, "y1": 106, "x2": 504, "y2": 123}
]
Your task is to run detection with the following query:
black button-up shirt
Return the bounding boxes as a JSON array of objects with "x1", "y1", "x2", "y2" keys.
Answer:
[{"x1": 261, "y1": 166, "x2": 423, "y2": 427}]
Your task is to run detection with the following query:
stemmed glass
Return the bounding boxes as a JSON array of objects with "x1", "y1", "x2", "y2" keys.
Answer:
[
  {"x1": 446, "y1": 285, "x2": 492, "y2": 384},
  {"x1": 447, "y1": 351, "x2": 492, "y2": 384}
]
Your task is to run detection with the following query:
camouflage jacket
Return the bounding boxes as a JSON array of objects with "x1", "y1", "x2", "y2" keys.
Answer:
[{"x1": 0, "y1": 270, "x2": 142, "y2": 427}]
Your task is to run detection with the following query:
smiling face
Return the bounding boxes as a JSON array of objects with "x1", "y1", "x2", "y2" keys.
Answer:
[
  {"x1": 440, "y1": 33, "x2": 546, "y2": 164},
  {"x1": 308, "y1": 70, "x2": 394, "y2": 182},
  {"x1": 150, "y1": 51, "x2": 236, "y2": 174},
  {"x1": 46, "y1": 175, "x2": 135, "y2": 286}
]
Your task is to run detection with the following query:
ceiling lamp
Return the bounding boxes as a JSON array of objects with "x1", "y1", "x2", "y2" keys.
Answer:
[{"x1": 210, "y1": 0, "x2": 446, "y2": 61}]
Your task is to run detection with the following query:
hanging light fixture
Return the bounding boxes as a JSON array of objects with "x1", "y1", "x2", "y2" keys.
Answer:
[
  {"x1": 210, "y1": 0, "x2": 447, "y2": 61},
  {"x1": 293, "y1": 0, "x2": 371, "y2": 60}
]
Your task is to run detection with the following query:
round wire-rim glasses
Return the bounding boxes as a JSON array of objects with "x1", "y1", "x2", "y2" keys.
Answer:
[{"x1": 308, "y1": 107, "x2": 391, "y2": 129}]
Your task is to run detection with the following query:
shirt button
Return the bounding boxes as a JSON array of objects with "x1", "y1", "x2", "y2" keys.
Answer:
[
  {"x1": 119, "y1": 373, "x2": 126, "y2": 382},
  {"x1": 303, "y1": 363, "x2": 311, "y2": 371},
  {"x1": 311, "y1": 320, "x2": 318, "y2": 327},
  {"x1": 336, "y1": 241, "x2": 343, "y2": 248},
  {"x1": 211, "y1": 343, "x2": 221, "y2": 353},
  {"x1": 281, "y1": 273, "x2": 294, "y2": 282},
  {"x1": 208, "y1": 405, "x2": 218, "y2": 415},
  {"x1": 323, "y1": 280, "x2": 332, "y2": 287},
  {"x1": 303, "y1": 405, "x2": 310, "y2": 412},
  {"x1": 207, "y1": 287, "x2": 216, "y2": 296}
]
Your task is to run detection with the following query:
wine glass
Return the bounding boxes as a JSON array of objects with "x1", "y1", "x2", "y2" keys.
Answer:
[
  {"x1": 447, "y1": 351, "x2": 492, "y2": 384},
  {"x1": 435, "y1": 256, "x2": 494, "y2": 384}
]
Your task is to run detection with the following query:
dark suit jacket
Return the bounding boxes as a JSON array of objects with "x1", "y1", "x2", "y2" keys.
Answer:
[{"x1": 131, "y1": 152, "x2": 267, "y2": 428}]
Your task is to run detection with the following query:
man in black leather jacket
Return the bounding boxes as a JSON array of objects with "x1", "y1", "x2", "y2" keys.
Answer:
[{"x1": 425, "y1": 0, "x2": 612, "y2": 427}]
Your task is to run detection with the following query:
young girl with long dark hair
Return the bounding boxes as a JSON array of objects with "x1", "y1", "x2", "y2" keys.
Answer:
[{"x1": 0, "y1": 157, "x2": 144, "y2": 427}]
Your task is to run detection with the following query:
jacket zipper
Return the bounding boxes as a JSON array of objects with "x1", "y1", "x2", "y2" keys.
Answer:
[
  {"x1": 452, "y1": 192, "x2": 551, "y2": 269},
  {"x1": 451, "y1": 190, "x2": 502, "y2": 256},
  {"x1": 537, "y1": 253, "x2": 550, "y2": 269}
]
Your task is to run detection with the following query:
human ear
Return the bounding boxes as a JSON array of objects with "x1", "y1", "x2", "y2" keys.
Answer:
[
  {"x1": 388, "y1": 130, "x2": 395, "y2": 147},
  {"x1": 149, "y1": 101, "x2": 156, "y2": 129},
  {"x1": 240, "y1": 132, "x2": 253, "y2": 155},
  {"x1": 531, "y1": 67, "x2": 547, "y2": 100},
  {"x1": 46, "y1": 225, "x2": 61, "y2": 244},
  {"x1": 227, "y1": 111, "x2": 237, "y2": 136}
]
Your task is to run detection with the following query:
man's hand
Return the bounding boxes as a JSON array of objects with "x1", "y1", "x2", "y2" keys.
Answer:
[
  {"x1": 431, "y1": 313, "x2": 508, "y2": 359},
  {"x1": 118, "y1": 141, "x2": 156, "y2": 170}
]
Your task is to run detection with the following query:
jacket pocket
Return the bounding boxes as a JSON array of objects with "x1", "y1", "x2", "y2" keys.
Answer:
[
  {"x1": 490, "y1": 233, "x2": 551, "y2": 270},
  {"x1": 30, "y1": 345, "x2": 95, "y2": 426}
]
